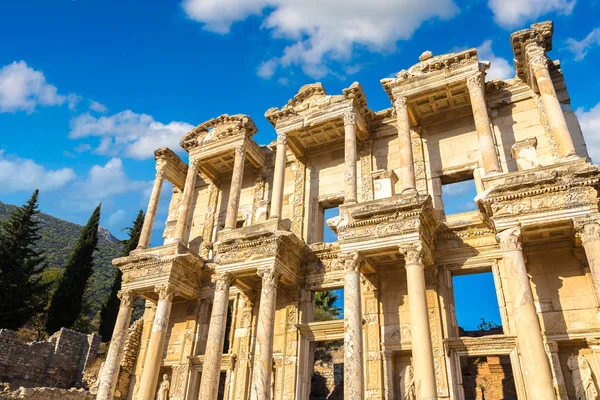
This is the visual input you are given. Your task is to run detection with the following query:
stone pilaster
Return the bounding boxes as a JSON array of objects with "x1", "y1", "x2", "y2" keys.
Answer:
[
  {"x1": 575, "y1": 218, "x2": 600, "y2": 303},
  {"x1": 528, "y1": 53, "x2": 576, "y2": 158},
  {"x1": 394, "y1": 97, "x2": 416, "y2": 193},
  {"x1": 381, "y1": 350, "x2": 393, "y2": 400},
  {"x1": 281, "y1": 293, "x2": 300, "y2": 400},
  {"x1": 400, "y1": 243, "x2": 437, "y2": 400},
  {"x1": 344, "y1": 111, "x2": 358, "y2": 204},
  {"x1": 466, "y1": 74, "x2": 501, "y2": 175},
  {"x1": 95, "y1": 290, "x2": 136, "y2": 400},
  {"x1": 173, "y1": 158, "x2": 199, "y2": 244},
  {"x1": 362, "y1": 275, "x2": 383, "y2": 399},
  {"x1": 138, "y1": 162, "x2": 166, "y2": 249},
  {"x1": 342, "y1": 252, "x2": 364, "y2": 400},
  {"x1": 271, "y1": 132, "x2": 287, "y2": 219},
  {"x1": 496, "y1": 226, "x2": 555, "y2": 400},
  {"x1": 225, "y1": 144, "x2": 246, "y2": 230},
  {"x1": 232, "y1": 294, "x2": 254, "y2": 400},
  {"x1": 137, "y1": 284, "x2": 176, "y2": 400},
  {"x1": 199, "y1": 273, "x2": 235, "y2": 399},
  {"x1": 250, "y1": 267, "x2": 280, "y2": 400}
]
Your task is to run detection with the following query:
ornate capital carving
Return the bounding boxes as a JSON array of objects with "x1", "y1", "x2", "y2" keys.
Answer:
[
  {"x1": 496, "y1": 226, "x2": 523, "y2": 252},
  {"x1": 234, "y1": 144, "x2": 246, "y2": 157},
  {"x1": 189, "y1": 158, "x2": 200, "y2": 169},
  {"x1": 343, "y1": 111, "x2": 357, "y2": 126},
  {"x1": 399, "y1": 242, "x2": 424, "y2": 265},
  {"x1": 117, "y1": 290, "x2": 136, "y2": 307},
  {"x1": 155, "y1": 159, "x2": 167, "y2": 180},
  {"x1": 213, "y1": 272, "x2": 235, "y2": 292},
  {"x1": 339, "y1": 251, "x2": 363, "y2": 273},
  {"x1": 394, "y1": 96, "x2": 408, "y2": 110},
  {"x1": 258, "y1": 267, "x2": 281, "y2": 289},
  {"x1": 277, "y1": 132, "x2": 287, "y2": 146},
  {"x1": 529, "y1": 55, "x2": 548, "y2": 74},
  {"x1": 575, "y1": 218, "x2": 600, "y2": 245},
  {"x1": 466, "y1": 74, "x2": 482, "y2": 91},
  {"x1": 155, "y1": 284, "x2": 176, "y2": 302}
]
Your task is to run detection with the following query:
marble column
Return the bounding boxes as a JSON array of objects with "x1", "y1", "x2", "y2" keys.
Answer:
[
  {"x1": 173, "y1": 158, "x2": 199, "y2": 244},
  {"x1": 466, "y1": 74, "x2": 501, "y2": 175},
  {"x1": 575, "y1": 219, "x2": 600, "y2": 302},
  {"x1": 225, "y1": 144, "x2": 246, "y2": 230},
  {"x1": 198, "y1": 273, "x2": 234, "y2": 399},
  {"x1": 270, "y1": 133, "x2": 287, "y2": 219},
  {"x1": 394, "y1": 97, "x2": 417, "y2": 193},
  {"x1": 529, "y1": 54, "x2": 576, "y2": 158},
  {"x1": 137, "y1": 284, "x2": 176, "y2": 400},
  {"x1": 344, "y1": 111, "x2": 358, "y2": 204},
  {"x1": 250, "y1": 267, "x2": 280, "y2": 400},
  {"x1": 401, "y1": 244, "x2": 437, "y2": 400},
  {"x1": 342, "y1": 252, "x2": 364, "y2": 400},
  {"x1": 95, "y1": 290, "x2": 136, "y2": 400},
  {"x1": 138, "y1": 163, "x2": 166, "y2": 249},
  {"x1": 496, "y1": 226, "x2": 555, "y2": 400}
]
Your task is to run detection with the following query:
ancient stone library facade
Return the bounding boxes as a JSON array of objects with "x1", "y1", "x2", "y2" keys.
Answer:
[{"x1": 94, "y1": 21, "x2": 600, "y2": 400}]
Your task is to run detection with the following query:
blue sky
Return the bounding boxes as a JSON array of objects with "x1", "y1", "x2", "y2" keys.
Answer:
[{"x1": 1, "y1": 0, "x2": 600, "y2": 246}]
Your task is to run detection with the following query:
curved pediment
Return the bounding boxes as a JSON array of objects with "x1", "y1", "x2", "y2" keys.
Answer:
[{"x1": 180, "y1": 114, "x2": 258, "y2": 151}]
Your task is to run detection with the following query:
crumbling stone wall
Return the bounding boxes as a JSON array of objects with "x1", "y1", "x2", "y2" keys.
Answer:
[
  {"x1": 0, "y1": 328, "x2": 100, "y2": 389},
  {"x1": 0, "y1": 387, "x2": 94, "y2": 399},
  {"x1": 114, "y1": 318, "x2": 143, "y2": 399},
  {"x1": 461, "y1": 355, "x2": 517, "y2": 400},
  {"x1": 310, "y1": 345, "x2": 344, "y2": 400}
]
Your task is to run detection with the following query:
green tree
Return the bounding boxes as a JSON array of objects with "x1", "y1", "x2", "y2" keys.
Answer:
[
  {"x1": 46, "y1": 204, "x2": 101, "y2": 334},
  {"x1": 313, "y1": 290, "x2": 342, "y2": 322},
  {"x1": 0, "y1": 190, "x2": 48, "y2": 330},
  {"x1": 98, "y1": 210, "x2": 144, "y2": 340}
]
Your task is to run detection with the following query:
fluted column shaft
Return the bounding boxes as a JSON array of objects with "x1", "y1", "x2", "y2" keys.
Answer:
[
  {"x1": 270, "y1": 133, "x2": 287, "y2": 219},
  {"x1": 173, "y1": 159, "x2": 199, "y2": 243},
  {"x1": 138, "y1": 166, "x2": 166, "y2": 249},
  {"x1": 344, "y1": 112, "x2": 358, "y2": 204},
  {"x1": 250, "y1": 267, "x2": 280, "y2": 400},
  {"x1": 394, "y1": 97, "x2": 416, "y2": 193},
  {"x1": 137, "y1": 285, "x2": 175, "y2": 400},
  {"x1": 225, "y1": 145, "x2": 246, "y2": 230},
  {"x1": 497, "y1": 227, "x2": 555, "y2": 399},
  {"x1": 401, "y1": 245, "x2": 437, "y2": 400},
  {"x1": 576, "y1": 219, "x2": 600, "y2": 301},
  {"x1": 342, "y1": 252, "x2": 364, "y2": 400},
  {"x1": 199, "y1": 273, "x2": 234, "y2": 399},
  {"x1": 95, "y1": 291, "x2": 136, "y2": 400},
  {"x1": 466, "y1": 74, "x2": 501, "y2": 175},
  {"x1": 529, "y1": 54, "x2": 576, "y2": 158}
]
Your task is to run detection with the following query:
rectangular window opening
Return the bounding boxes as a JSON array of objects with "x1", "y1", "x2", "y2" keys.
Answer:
[
  {"x1": 312, "y1": 289, "x2": 344, "y2": 322},
  {"x1": 310, "y1": 340, "x2": 344, "y2": 400},
  {"x1": 452, "y1": 271, "x2": 503, "y2": 337},
  {"x1": 441, "y1": 172, "x2": 478, "y2": 215},
  {"x1": 460, "y1": 355, "x2": 517, "y2": 400}
]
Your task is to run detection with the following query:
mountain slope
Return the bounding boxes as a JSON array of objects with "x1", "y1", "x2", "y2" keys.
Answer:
[{"x1": 0, "y1": 201, "x2": 124, "y2": 317}]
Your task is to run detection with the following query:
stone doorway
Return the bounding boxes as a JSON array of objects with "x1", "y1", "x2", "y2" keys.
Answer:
[
  {"x1": 460, "y1": 355, "x2": 517, "y2": 400},
  {"x1": 309, "y1": 340, "x2": 344, "y2": 400}
]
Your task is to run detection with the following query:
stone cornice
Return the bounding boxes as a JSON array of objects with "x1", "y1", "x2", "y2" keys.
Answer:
[{"x1": 180, "y1": 114, "x2": 257, "y2": 151}]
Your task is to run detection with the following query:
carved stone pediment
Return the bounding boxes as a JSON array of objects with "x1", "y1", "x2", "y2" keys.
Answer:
[{"x1": 180, "y1": 114, "x2": 257, "y2": 151}]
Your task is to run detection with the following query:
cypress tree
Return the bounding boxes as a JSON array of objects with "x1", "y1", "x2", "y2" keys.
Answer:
[
  {"x1": 98, "y1": 210, "x2": 144, "y2": 340},
  {"x1": 46, "y1": 204, "x2": 101, "y2": 334},
  {"x1": 0, "y1": 190, "x2": 48, "y2": 330}
]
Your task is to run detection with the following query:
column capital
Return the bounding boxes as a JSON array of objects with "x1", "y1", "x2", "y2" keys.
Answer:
[
  {"x1": 117, "y1": 290, "x2": 136, "y2": 307},
  {"x1": 154, "y1": 284, "x2": 176, "y2": 302},
  {"x1": 574, "y1": 218, "x2": 600, "y2": 245},
  {"x1": 276, "y1": 132, "x2": 287, "y2": 145},
  {"x1": 212, "y1": 272, "x2": 235, "y2": 292},
  {"x1": 496, "y1": 226, "x2": 523, "y2": 252},
  {"x1": 466, "y1": 73, "x2": 483, "y2": 91},
  {"x1": 155, "y1": 159, "x2": 167, "y2": 180},
  {"x1": 234, "y1": 144, "x2": 246, "y2": 157},
  {"x1": 258, "y1": 267, "x2": 281, "y2": 289},
  {"x1": 394, "y1": 96, "x2": 408, "y2": 110},
  {"x1": 399, "y1": 242, "x2": 424, "y2": 265},
  {"x1": 189, "y1": 157, "x2": 200, "y2": 169},
  {"x1": 343, "y1": 111, "x2": 357, "y2": 126},
  {"x1": 339, "y1": 251, "x2": 363, "y2": 272},
  {"x1": 529, "y1": 55, "x2": 549, "y2": 74}
]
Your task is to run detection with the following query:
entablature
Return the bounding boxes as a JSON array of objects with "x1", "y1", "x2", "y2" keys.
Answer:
[
  {"x1": 510, "y1": 20, "x2": 554, "y2": 85},
  {"x1": 155, "y1": 147, "x2": 188, "y2": 190}
]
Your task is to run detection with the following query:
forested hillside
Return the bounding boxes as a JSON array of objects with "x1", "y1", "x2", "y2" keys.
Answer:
[{"x1": 0, "y1": 201, "x2": 124, "y2": 317}]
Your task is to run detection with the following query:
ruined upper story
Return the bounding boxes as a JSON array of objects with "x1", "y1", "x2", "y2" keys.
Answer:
[{"x1": 150, "y1": 21, "x2": 589, "y2": 254}]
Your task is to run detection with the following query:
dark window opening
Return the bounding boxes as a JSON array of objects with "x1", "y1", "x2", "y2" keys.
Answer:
[
  {"x1": 461, "y1": 356, "x2": 517, "y2": 400},
  {"x1": 222, "y1": 300, "x2": 234, "y2": 353},
  {"x1": 441, "y1": 172, "x2": 477, "y2": 214},
  {"x1": 310, "y1": 340, "x2": 344, "y2": 400},
  {"x1": 236, "y1": 218, "x2": 245, "y2": 229},
  {"x1": 313, "y1": 289, "x2": 344, "y2": 321},
  {"x1": 453, "y1": 272, "x2": 503, "y2": 337},
  {"x1": 217, "y1": 371, "x2": 227, "y2": 400}
]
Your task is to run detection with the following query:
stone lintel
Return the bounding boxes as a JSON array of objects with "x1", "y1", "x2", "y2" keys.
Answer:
[
  {"x1": 154, "y1": 147, "x2": 188, "y2": 190},
  {"x1": 115, "y1": 242, "x2": 205, "y2": 301},
  {"x1": 188, "y1": 353, "x2": 237, "y2": 370},
  {"x1": 510, "y1": 21, "x2": 554, "y2": 83},
  {"x1": 297, "y1": 320, "x2": 344, "y2": 342}
]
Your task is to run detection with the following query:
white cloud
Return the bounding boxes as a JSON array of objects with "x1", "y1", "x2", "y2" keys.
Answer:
[
  {"x1": 0, "y1": 150, "x2": 76, "y2": 194},
  {"x1": 69, "y1": 110, "x2": 194, "y2": 159},
  {"x1": 477, "y1": 40, "x2": 515, "y2": 81},
  {"x1": 488, "y1": 0, "x2": 576, "y2": 29},
  {"x1": 89, "y1": 100, "x2": 108, "y2": 113},
  {"x1": 0, "y1": 61, "x2": 80, "y2": 113},
  {"x1": 182, "y1": 0, "x2": 459, "y2": 79},
  {"x1": 565, "y1": 28, "x2": 600, "y2": 61},
  {"x1": 106, "y1": 209, "x2": 126, "y2": 227},
  {"x1": 576, "y1": 103, "x2": 600, "y2": 163},
  {"x1": 443, "y1": 180, "x2": 476, "y2": 197}
]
